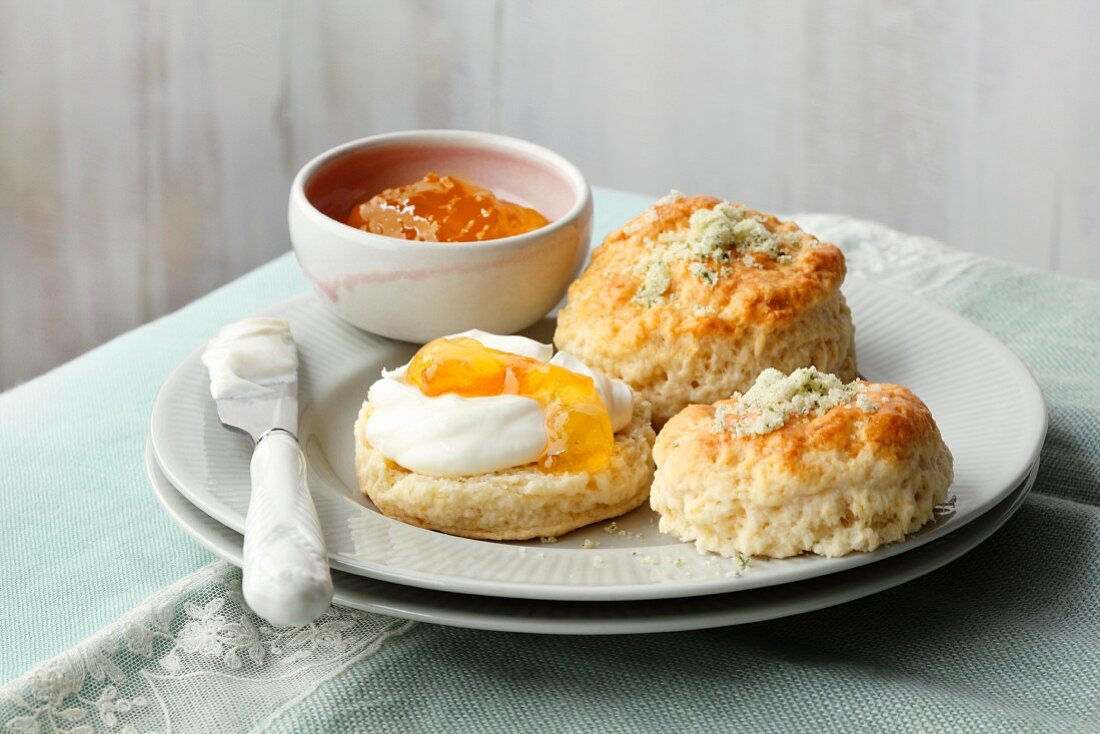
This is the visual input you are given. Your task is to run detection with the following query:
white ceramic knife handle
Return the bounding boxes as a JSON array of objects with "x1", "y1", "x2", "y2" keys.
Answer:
[{"x1": 242, "y1": 430, "x2": 334, "y2": 626}]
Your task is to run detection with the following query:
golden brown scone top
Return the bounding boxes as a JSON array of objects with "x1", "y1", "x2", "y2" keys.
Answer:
[
  {"x1": 571, "y1": 194, "x2": 847, "y2": 333},
  {"x1": 654, "y1": 383, "x2": 940, "y2": 479}
]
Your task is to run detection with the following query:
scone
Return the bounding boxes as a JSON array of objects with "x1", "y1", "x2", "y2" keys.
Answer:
[
  {"x1": 650, "y1": 367, "x2": 953, "y2": 558},
  {"x1": 554, "y1": 193, "x2": 856, "y2": 425},
  {"x1": 355, "y1": 399, "x2": 655, "y2": 540},
  {"x1": 353, "y1": 330, "x2": 657, "y2": 540}
]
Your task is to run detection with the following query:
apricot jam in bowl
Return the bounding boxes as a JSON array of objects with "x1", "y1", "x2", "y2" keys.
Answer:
[{"x1": 289, "y1": 130, "x2": 592, "y2": 342}]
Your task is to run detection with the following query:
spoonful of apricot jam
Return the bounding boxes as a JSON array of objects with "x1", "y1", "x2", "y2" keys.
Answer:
[
  {"x1": 404, "y1": 337, "x2": 613, "y2": 474},
  {"x1": 346, "y1": 172, "x2": 549, "y2": 242}
]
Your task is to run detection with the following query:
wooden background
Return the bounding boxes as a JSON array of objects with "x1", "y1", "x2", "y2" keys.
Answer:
[{"x1": 2, "y1": 0, "x2": 1098, "y2": 390}]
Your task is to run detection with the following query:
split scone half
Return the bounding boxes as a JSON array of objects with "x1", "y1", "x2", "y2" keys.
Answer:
[
  {"x1": 650, "y1": 368, "x2": 953, "y2": 558},
  {"x1": 554, "y1": 193, "x2": 857, "y2": 426},
  {"x1": 355, "y1": 399, "x2": 654, "y2": 540},
  {"x1": 353, "y1": 331, "x2": 657, "y2": 541}
]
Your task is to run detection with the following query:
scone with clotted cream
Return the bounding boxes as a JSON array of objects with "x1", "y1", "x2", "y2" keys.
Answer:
[
  {"x1": 354, "y1": 331, "x2": 656, "y2": 540},
  {"x1": 554, "y1": 193, "x2": 856, "y2": 426},
  {"x1": 650, "y1": 367, "x2": 953, "y2": 558}
]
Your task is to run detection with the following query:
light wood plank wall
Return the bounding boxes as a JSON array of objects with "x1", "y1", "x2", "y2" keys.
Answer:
[{"x1": 2, "y1": 0, "x2": 1098, "y2": 390}]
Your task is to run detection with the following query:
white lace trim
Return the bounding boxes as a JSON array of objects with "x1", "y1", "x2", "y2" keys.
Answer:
[
  {"x1": 2, "y1": 562, "x2": 414, "y2": 733},
  {"x1": 791, "y1": 213, "x2": 981, "y2": 294}
]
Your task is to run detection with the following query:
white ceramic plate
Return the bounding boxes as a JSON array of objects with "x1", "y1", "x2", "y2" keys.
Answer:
[
  {"x1": 147, "y1": 441, "x2": 1038, "y2": 634},
  {"x1": 150, "y1": 279, "x2": 1046, "y2": 601}
]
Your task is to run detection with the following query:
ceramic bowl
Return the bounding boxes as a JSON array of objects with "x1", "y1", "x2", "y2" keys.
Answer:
[{"x1": 288, "y1": 130, "x2": 592, "y2": 342}]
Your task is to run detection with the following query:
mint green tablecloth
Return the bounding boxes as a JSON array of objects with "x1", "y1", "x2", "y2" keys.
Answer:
[{"x1": 2, "y1": 189, "x2": 1099, "y2": 732}]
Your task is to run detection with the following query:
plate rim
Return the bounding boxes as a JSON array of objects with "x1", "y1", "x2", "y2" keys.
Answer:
[{"x1": 146, "y1": 440, "x2": 1039, "y2": 635}]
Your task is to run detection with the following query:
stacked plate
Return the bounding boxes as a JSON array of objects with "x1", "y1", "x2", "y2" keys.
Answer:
[{"x1": 147, "y1": 278, "x2": 1046, "y2": 634}]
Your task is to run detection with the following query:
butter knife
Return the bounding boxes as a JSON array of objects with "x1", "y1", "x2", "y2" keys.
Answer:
[{"x1": 211, "y1": 362, "x2": 334, "y2": 627}]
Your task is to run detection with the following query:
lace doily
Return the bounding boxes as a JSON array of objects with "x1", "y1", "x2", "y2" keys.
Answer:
[
  {"x1": 2, "y1": 563, "x2": 414, "y2": 733},
  {"x1": 791, "y1": 214, "x2": 981, "y2": 294}
]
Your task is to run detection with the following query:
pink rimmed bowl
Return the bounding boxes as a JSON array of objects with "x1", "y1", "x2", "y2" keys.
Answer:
[{"x1": 288, "y1": 130, "x2": 592, "y2": 342}]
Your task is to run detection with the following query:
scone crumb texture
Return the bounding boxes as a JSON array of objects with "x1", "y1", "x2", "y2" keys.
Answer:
[{"x1": 603, "y1": 521, "x2": 643, "y2": 539}]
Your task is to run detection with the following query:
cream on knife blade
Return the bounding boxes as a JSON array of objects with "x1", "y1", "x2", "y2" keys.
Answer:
[{"x1": 202, "y1": 318, "x2": 299, "y2": 400}]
